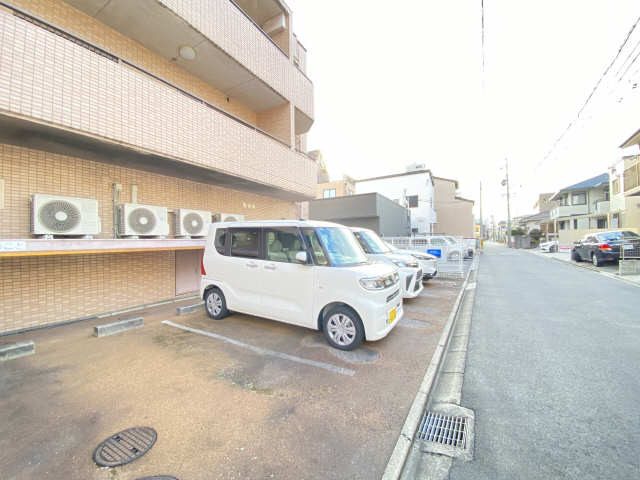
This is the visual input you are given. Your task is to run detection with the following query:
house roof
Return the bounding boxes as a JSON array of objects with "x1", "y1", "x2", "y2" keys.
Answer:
[
  {"x1": 619, "y1": 126, "x2": 640, "y2": 148},
  {"x1": 356, "y1": 169, "x2": 433, "y2": 183},
  {"x1": 454, "y1": 196, "x2": 475, "y2": 204},
  {"x1": 549, "y1": 173, "x2": 609, "y2": 200}
]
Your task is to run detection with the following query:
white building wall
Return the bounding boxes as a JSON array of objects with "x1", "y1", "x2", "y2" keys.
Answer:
[{"x1": 355, "y1": 172, "x2": 437, "y2": 234}]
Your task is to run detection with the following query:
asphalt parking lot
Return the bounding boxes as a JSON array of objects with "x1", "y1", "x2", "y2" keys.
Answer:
[{"x1": 1, "y1": 277, "x2": 465, "y2": 480}]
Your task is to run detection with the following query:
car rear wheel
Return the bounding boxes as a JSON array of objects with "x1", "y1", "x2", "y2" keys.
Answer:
[
  {"x1": 592, "y1": 253, "x2": 601, "y2": 267},
  {"x1": 322, "y1": 306, "x2": 364, "y2": 351},
  {"x1": 205, "y1": 287, "x2": 229, "y2": 320}
]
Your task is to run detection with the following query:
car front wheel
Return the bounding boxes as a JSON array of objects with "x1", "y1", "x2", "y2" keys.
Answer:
[
  {"x1": 572, "y1": 250, "x2": 582, "y2": 262},
  {"x1": 322, "y1": 306, "x2": 365, "y2": 351}
]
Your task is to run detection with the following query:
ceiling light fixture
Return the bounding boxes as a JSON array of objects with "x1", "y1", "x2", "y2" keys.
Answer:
[{"x1": 179, "y1": 45, "x2": 196, "y2": 60}]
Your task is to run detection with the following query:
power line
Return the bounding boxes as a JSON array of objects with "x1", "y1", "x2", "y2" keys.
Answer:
[{"x1": 536, "y1": 13, "x2": 640, "y2": 170}]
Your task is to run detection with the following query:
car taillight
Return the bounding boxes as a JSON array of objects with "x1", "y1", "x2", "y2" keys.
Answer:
[
  {"x1": 599, "y1": 244, "x2": 611, "y2": 251},
  {"x1": 201, "y1": 255, "x2": 206, "y2": 275}
]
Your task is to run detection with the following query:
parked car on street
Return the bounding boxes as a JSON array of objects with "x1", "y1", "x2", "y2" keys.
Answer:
[
  {"x1": 442, "y1": 235, "x2": 474, "y2": 258},
  {"x1": 200, "y1": 220, "x2": 403, "y2": 350},
  {"x1": 350, "y1": 227, "x2": 424, "y2": 298},
  {"x1": 420, "y1": 236, "x2": 465, "y2": 261},
  {"x1": 384, "y1": 241, "x2": 438, "y2": 281},
  {"x1": 540, "y1": 240, "x2": 558, "y2": 253},
  {"x1": 571, "y1": 230, "x2": 640, "y2": 267}
]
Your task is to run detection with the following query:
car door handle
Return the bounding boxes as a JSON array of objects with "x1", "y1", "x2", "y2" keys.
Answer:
[
  {"x1": 246, "y1": 261, "x2": 258, "y2": 268},
  {"x1": 264, "y1": 264, "x2": 276, "y2": 271}
]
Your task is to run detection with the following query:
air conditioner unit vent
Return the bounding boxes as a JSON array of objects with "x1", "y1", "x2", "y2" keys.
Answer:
[
  {"x1": 30, "y1": 194, "x2": 101, "y2": 236},
  {"x1": 118, "y1": 203, "x2": 169, "y2": 237},
  {"x1": 214, "y1": 213, "x2": 245, "y2": 223},
  {"x1": 175, "y1": 209, "x2": 211, "y2": 237}
]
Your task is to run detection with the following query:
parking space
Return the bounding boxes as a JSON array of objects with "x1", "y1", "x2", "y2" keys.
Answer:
[{"x1": 1, "y1": 278, "x2": 465, "y2": 480}]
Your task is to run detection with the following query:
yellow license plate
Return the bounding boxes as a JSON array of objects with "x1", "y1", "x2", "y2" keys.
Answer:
[{"x1": 388, "y1": 307, "x2": 397, "y2": 324}]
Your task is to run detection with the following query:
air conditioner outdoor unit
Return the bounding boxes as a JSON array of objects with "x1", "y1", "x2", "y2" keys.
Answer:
[
  {"x1": 175, "y1": 208, "x2": 211, "y2": 237},
  {"x1": 118, "y1": 203, "x2": 169, "y2": 237},
  {"x1": 214, "y1": 213, "x2": 245, "y2": 222},
  {"x1": 30, "y1": 194, "x2": 101, "y2": 236}
]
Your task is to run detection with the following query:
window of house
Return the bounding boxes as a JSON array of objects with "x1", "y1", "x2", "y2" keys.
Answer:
[
  {"x1": 323, "y1": 189, "x2": 336, "y2": 198},
  {"x1": 597, "y1": 217, "x2": 607, "y2": 229},
  {"x1": 572, "y1": 192, "x2": 586, "y2": 205},
  {"x1": 559, "y1": 196, "x2": 568, "y2": 206},
  {"x1": 407, "y1": 195, "x2": 419, "y2": 208},
  {"x1": 573, "y1": 219, "x2": 578, "y2": 229},
  {"x1": 559, "y1": 221, "x2": 566, "y2": 230},
  {"x1": 613, "y1": 178, "x2": 620, "y2": 195},
  {"x1": 214, "y1": 228, "x2": 228, "y2": 255},
  {"x1": 265, "y1": 228, "x2": 304, "y2": 263},
  {"x1": 230, "y1": 228, "x2": 261, "y2": 258}
]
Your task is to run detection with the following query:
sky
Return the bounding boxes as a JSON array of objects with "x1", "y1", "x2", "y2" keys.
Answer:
[{"x1": 287, "y1": 0, "x2": 640, "y2": 223}]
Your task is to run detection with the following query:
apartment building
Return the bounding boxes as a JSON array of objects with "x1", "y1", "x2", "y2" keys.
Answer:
[
  {"x1": 607, "y1": 127, "x2": 640, "y2": 233},
  {"x1": 549, "y1": 173, "x2": 610, "y2": 244},
  {"x1": 432, "y1": 177, "x2": 475, "y2": 237},
  {"x1": 0, "y1": 0, "x2": 315, "y2": 334},
  {"x1": 355, "y1": 165, "x2": 437, "y2": 234}
]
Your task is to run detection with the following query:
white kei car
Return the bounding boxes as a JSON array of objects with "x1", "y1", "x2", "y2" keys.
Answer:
[
  {"x1": 200, "y1": 220, "x2": 403, "y2": 350},
  {"x1": 350, "y1": 227, "x2": 424, "y2": 298},
  {"x1": 384, "y1": 242, "x2": 438, "y2": 281}
]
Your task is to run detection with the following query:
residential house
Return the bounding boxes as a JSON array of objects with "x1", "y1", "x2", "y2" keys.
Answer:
[
  {"x1": 549, "y1": 173, "x2": 611, "y2": 245},
  {"x1": 608, "y1": 127, "x2": 640, "y2": 232},
  {"x1": 317, "y1": 175, "x2": 356, "y2": 199},
  {"x1": 0, "y1": 0, "x2": 315, "y2": 334},
  {"x1": 432, "y1": 177, "x2": 475, "y2": 237},
  {"x1": 355, "y1": 165, "x2": 437, "y2": 234}
]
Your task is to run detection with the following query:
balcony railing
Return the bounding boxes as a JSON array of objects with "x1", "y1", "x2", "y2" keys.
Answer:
[
  {"x1": 594, "y1": 200, "x2": 610, "y2": 214},
  {"x1": 624, "y1": 160, "x2": 640, "y2": 192},
  {"x1": 0, "y1": 5, "x2": 316, "y2": 198},
  {"x1": 550, "y1": 204, "x2": 589, "y2": 219}
]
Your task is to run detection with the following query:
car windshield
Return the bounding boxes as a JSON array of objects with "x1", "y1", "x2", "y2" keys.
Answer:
[
  {"x1": 314, "y1": 227, "x2": 368, "y2": 266},
  {"x1": 597, "y1": 231, "x2": 640, "y2": 242},
  {"x1": 353, "y1": 230, "x2": 392, "y2": 254}
]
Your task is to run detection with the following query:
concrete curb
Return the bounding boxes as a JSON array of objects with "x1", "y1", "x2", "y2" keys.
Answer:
[
  {"x1": 525, "y1": 250, "x2": 640, "y2": 288},
  {"x1": 176, "y1": 301, "x2": 204, "y2": 315},
  {"x1": 0, "y1": 341, "x2": 35, "y2": 361},
  {"x1": 94, "y1": 317, "x2": 143, "y2": 337},
  {"x1": 382, "y1": 260, "x2": 476, "y2": 480}
]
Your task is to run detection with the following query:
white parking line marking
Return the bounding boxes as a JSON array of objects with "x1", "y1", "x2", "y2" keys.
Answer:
[{"x1": 162, "y1": 320, "x2": 356, "y2": 376}]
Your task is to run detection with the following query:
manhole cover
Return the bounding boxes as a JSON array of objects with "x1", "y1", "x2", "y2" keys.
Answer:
[
  {"x1": 417, "y1": 412, "x2": 467, "y2": 448},
  {"x1": 94, "y1": 427, "x2": 157, "y2": 467}
]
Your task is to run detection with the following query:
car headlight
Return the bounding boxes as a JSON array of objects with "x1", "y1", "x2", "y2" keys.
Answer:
[{"x1": 359, "y1": 272, "x2": 399, "y2": 290}]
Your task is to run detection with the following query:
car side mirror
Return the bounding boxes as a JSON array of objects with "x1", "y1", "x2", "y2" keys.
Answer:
[{"x1": 295, "y1": 251, "x2": 309, "y2": 264}]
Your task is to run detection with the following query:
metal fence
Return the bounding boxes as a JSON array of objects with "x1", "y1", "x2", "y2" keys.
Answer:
[
  {"x1": 384, "y1": 236, "x2": 469, "y2": 279},
  {"x1": 621, "y1": 238, "x2": 640, "y2": 260}
]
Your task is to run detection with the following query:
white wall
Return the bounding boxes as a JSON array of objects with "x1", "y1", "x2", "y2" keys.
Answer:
[{"x1": 355, "y1": 172, "x2": 437, "y2": 233}]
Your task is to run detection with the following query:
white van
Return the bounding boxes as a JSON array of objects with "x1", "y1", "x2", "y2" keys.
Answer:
[
  {"x1": 200, "y1": 220, "x2": 403, "y2": 350},
  {"x1": 350, "y1": 227, "x2": 424, "y2": 298}
]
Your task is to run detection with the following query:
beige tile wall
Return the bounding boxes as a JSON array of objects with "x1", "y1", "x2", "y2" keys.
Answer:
[
  {"x1": 7, "y1": 0, "x2": 258, "y2": 125},
  {"x1": 159, "y1": 0, "x2": 314, "y2": 118},
  {"x1": 0, "y1": 251, "x2": 176, "y2": 333},
  {"x1": 0, "y1": 143, "x2": 297, "y2": 238},
  {"x1": 256, "y1": 103, "x2": 292, "y2": 146},
  {"x1": 0, "y1": 8, "x2": 316, "y2": 197}
]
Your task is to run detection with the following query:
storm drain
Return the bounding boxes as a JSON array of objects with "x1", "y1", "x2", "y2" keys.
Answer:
[
  {"x1": 417, "y1": 411, "x2": 467, "y2": 448},
  {"x1": 93, "y1": 427, "x2": 157, "y2": 467},
  {"x1": 136, "y1": 477, "x2": 179, "y2": 480}
]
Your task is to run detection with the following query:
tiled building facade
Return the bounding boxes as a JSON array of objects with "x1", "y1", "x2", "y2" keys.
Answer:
[{"x1": 0, "y1": 0, "x2": 315, "y2": 333}]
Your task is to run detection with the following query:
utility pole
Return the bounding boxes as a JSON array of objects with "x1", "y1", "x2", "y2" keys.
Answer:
[
  {"x1": 479, "y1": 181, "x2": 483, "y2": 240},
  {"x1": 505, "y1": 158, "x2": 512, "y2": 248}
]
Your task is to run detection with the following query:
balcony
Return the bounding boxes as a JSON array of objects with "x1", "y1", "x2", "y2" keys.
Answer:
[
  {"x1": 65, "y1": 0, "x2": 314, "y2": 125},
  {"x1": 594, "y1": 200, "x2": 610, "y2": 214},
  {"x1": 0, "y1": 7, "x2": 316, "y2": 200},
  {"x1": 550, "y1": 204, "x2": 589, "y2": 219},
  {"x1": 624, "y1": 159, "x2": 640, "y2": 194}
]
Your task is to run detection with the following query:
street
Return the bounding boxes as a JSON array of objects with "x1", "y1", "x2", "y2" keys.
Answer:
[{"x1": 449, "y1": 244, "x2": 640, "y2": 479}]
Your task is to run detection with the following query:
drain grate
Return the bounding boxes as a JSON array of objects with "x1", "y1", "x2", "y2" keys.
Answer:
[
  {"x1": 136, "y1": 477, "x2": 179, "y2": 480},
  {"x1": 94, "y1": 427, "x2": 157, "y2": 467},
  {"x1": 417, "y1": 411, "x2": 467, "y2": 448}
]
